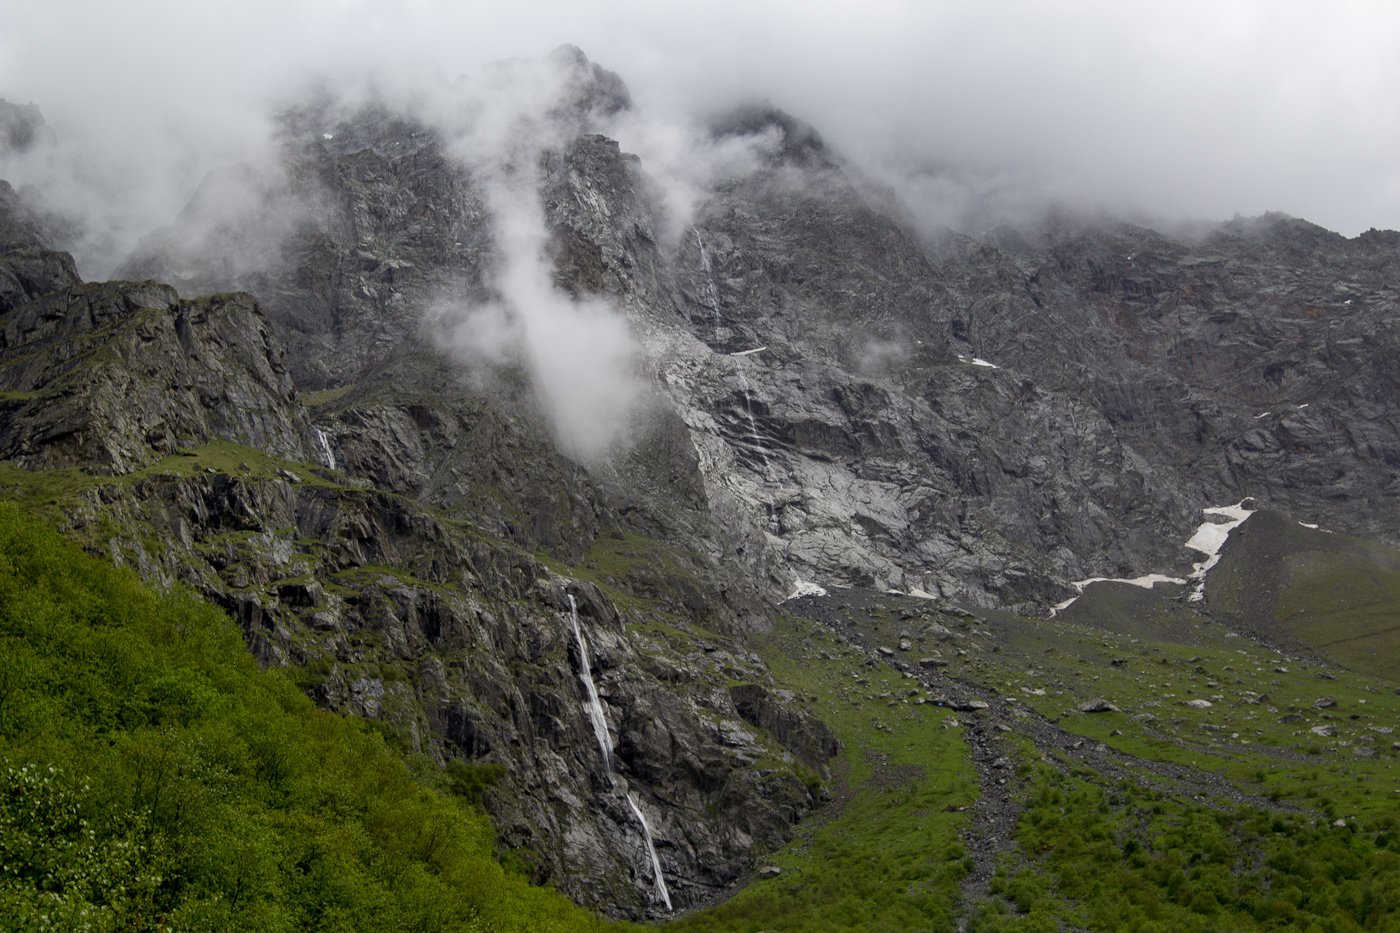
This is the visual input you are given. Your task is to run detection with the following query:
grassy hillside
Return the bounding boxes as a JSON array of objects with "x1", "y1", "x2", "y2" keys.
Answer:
[
  {"x1": 1206, "y1": 509, "x2": 1400, "y2": 680},
  {"x1": 6, "y1": 490, "x2": 1400, "y2": 931},
  {"x1": 0, "y1": 503, "x2": 610, "y2": 932},
  {"x1": 672, "y1": 613, "x2": 976, "y2": 932},
  {"x1": 770, "y1": 588, "x2": 1400, "y2": 931}
]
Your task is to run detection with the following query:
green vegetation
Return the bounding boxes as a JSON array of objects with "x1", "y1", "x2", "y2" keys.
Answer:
[
  {"x1": 972, "y1": 765, "x2": 1400, "y2": 932},
  {"x1": 959, "y1": 604, "x2": 1400, "y2": 930},
  {"x1": 0, "y1": 438, "x2": 344, "y2": 514},
  {"x1": 6, "y1": 456, "x2": 1400, "y2": 932},
  {"x1": 0, "y1": 503, "x2": 607, "y2": 932},
  {"x1": 1275, "y1": 548, "x2": 1400, "y2": 679},
  {"x1": 673, "y1": 613, "x2": 976, "y2": 932},
  {"x1": 1206, "y1": 512, "x2": 1400, "y2": 680},
  {"x1": 302, "y1": 386, "x2": 354, "y2": 408}
]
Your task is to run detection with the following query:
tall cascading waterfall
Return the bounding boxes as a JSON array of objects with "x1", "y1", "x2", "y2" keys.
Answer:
[
  {"x1": 313, "y1": 427, "x2": 337, "y2": 471},
  {"x1": 734, "y1": 366, "x2": 780, "y2": 533},
  {"x1": 566, "y1": 595, "x2": 673, "y2": 911},
  {"x1": 694, "y1": 227, "x2": 723, "y2": 343}
]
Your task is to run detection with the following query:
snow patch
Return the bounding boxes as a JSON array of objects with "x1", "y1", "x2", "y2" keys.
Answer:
[
  {"x1": 1050, "y1": 573, "x2": 1186, "y2": 616},
  {"x1": 786, "y1": 577, "x2": 828, "y2": 600},
  {"x1": 956, "y1": 354, "x2": 1000, "y2": 369},
  {"x1": 1185, "y1": 501, "x2": 1256, "y2": 601},
  {"x1": 731, "y1": 346, "x2": 767, "y2": 357},
  {"x1": 1050, "y1": 499, "x2": 1257, "y2": 614}
]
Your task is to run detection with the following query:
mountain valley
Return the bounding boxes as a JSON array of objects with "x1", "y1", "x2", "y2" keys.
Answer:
[{"x1": 2, "y1": 47, "x2": 1399, "y2": 931}]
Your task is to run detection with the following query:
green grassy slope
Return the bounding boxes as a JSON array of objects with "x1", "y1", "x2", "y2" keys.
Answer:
[
  {"x1": 1206, "y1": 509, "x2": 1400, "y2": 681},
  {"x1": 0, "y1": 502, "x2": 611, "y2": 933},
  {"x1": 967, "y1": 610, "x2": 1400, "y2": 930},
  {"x1": 671, "y1": 613, "x2": 976, "y2": 932},
  {"x1": 772, "y1": 588, "x2": 1400, "y2": 931}
]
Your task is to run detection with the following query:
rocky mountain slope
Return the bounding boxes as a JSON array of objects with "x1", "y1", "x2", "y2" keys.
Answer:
[{"x1": 2, "y1": 46, "x2": 1399, "y2": 924}]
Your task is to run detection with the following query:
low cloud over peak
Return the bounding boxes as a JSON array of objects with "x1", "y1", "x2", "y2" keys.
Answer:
[{"x1": 2, "y1": 0, "x2": 1397, "y2": 268}]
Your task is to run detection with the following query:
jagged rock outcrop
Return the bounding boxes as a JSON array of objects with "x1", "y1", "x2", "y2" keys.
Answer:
[
  {"x1": 935, "y1": 211, "x2": 1400, "y2": 549},
  {"x1": 6, "y1": 44, "x2": 1400, "y2": 918},
  {"x1": 0, "y1": 138, "x2": 832, "y2": 917},
  {"x1": 109, "y1": 52, "x2": 1400, "y2": 611},
  {"x1": 0, "y1": 179, "x2": 79, "y2": 314},
  {"x1": 0, "y1": 282, "x2": 311, "y2": 473}
]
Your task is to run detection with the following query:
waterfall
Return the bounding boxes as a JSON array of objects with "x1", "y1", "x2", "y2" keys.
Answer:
[
  {"x1": 567, "y1": 594, "x2": 614, "y2": 772},
  {"x1": 566, "y1": 595, "x2": 672, "y2": 911},
  {"x1": 313, "y1": 427, "x2": 337, "y2": 471},
  {"x1": 734, "y1": 368, "x2": 781, "y2": 533},
  {"x1": 735, "y1": 369, "x2": 774, "y2": 483},
  {"x1": 694, "y1": 228, "x2": 723, "y2": 343},
  {"x1": 626, "y1": 793, "x2": 673, "y2": 912}
]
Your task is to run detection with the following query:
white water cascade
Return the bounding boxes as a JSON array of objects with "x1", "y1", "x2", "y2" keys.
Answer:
[
  {"x1": 566, "y1": 595, "x2": 673, "y2": 912},
  {"x1": 313, "y1": 427, "x2": 337, "y2": 471},
  {"x1": 734, "y1": 367, "x2": 780, "y2": 533},
  {"x1": 694, "y1": 228, "x2": 723, "y2": 342}
]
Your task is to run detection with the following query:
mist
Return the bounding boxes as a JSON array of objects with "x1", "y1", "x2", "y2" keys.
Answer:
[
  {"x1": 416, "y1": 50, "x2": 651, "y2": 462},
  {"x1": 6, "y1": 0, "x2": 1399, "y2": 247}
]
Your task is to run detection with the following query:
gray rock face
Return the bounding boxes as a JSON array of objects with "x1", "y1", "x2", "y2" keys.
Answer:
[
  {"x1": 121, "y1": 110, "x2": 496, "y2": 390},
  {"x1": 0, "y1": 180, "x2": 79, "y2": 314},
  {"x1": 7, "y1": 45, "x2": 1400, "y2": 918},
  {"x1": 0, "y1": 281, "x2": 310, "y2": 473},
  {"x1": 0, "y1": 134, "x2": 831, "y2": 916}
]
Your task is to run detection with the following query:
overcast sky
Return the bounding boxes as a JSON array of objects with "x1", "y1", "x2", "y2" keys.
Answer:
[{"x1": 3, "y1": 0, "x2": 1399, "y2": 240}]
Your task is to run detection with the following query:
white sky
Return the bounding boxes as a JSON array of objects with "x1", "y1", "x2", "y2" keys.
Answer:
[{"x1": 3, "y1": 0, "x2": 1399, "y2": 238}]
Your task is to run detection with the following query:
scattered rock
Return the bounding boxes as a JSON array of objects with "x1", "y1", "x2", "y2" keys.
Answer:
[{"x1": 1079, "y1": 698, "x2": 1119, "y2": 713}]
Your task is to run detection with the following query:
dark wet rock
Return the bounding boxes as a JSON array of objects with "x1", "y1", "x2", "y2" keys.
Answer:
[{"x1": 729, "y1": 683, "x2": 841, "y2": 771}]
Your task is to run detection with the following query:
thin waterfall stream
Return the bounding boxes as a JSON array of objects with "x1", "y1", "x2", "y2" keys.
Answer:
[
  {"x1": 313, "y1": 427, "x2": 337, "y2": 471},
  {"x1": 735, "y1": 366, "x2": 780, "y2": 533},
  {"x1": 694, "y1": 228, "x2": 723, "y2": 343},
  {"x1": 566, "y1": 595, "x2": 672, "y2": 911}
]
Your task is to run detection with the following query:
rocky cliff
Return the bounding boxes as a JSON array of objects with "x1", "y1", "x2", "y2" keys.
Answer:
[{"x1": 3, "y1": 48, "x2": 1399, "y2": 919}]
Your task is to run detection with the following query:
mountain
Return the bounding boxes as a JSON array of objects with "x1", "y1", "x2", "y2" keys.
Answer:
[{"x1": 2, "y1": 48, "x2": 1399, "y2": 929}]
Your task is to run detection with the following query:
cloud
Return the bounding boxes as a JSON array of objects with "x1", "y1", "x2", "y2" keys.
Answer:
[
  {"x1": 5, "y1": 0, "x2": 1400, "y2": 257},
  {"x1": 414, "y1": 51, "x2": 649, "y2": 462}
]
